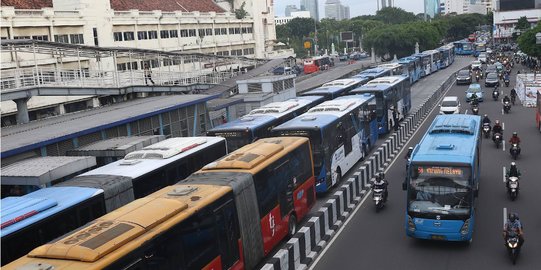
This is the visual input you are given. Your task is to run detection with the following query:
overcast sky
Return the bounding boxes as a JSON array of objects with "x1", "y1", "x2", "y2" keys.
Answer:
[{"x1": 274, "y1": 0, "x2": 425, "y2": 17}]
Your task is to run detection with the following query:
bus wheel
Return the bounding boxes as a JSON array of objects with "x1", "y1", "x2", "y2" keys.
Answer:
[
  {"x1": 335, "y1": 168, "x2": 342, "y2": 186},
  {"x1": 288, "y1": 215, "x2": 297, "y2": 237}
]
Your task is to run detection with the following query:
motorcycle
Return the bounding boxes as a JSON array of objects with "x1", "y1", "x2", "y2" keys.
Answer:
[
  {"x1": 510, "y1": 144, "x2": 521, "y2": 160},
  {"x1": 373, "y1": 188, "x2": 385, "y2": 211},
  {"x1": 503, "y1": 101, "x2": 511, "y2": 114},
  {"x1": 471, "y1": 104, "x2": 479, "y2": 115},
  {"x1": 506, "y1": 231, "x2": 521, "y2": 265},
  {"x1": 493, "y1": 132, "x2": 502, "y2": 148},
  {"x1": 475, "y1": 74, "x2": 480, "y2": 82},
  {"x1": 507, "y1": 176, "x2": 519, "y2": 201},
  {"x1": 504, "y1": 78, "x2": 510, "y2": 87},
  {"x1": 482, "y1": 123, "x2": 491, "y2": 138},
  {"x1": 493, "y1": 89, "x2": 499, "y2": 101}
]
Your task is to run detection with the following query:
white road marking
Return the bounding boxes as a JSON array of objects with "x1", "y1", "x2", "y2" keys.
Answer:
[
  {"x1": 465, "y1": 109, "x2": 468, "y2": 114},
  {"x1": 503, "y1": 167, "x2": 507, "y2": 183},
  {"x1": 502, "y1": 122, "x2": 505, "y2": 131},
  {"x1": 308, "y1": 73, "x2": 456, "y2": 270},
  {"x1": 501, "y1": 108, "x2": 504, "y2": 115},
  {"x1": 503, "y1": 208, "x2": 507, "y2": 229},
  {"x1": 503, "y1": 140, "x2": 506, "y2": 151}
]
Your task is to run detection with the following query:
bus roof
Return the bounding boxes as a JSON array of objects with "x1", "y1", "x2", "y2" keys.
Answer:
[
  {"x1": 14, "y1": 184, "x2": 230, "y2": 265},
  {"x1": 377, "y1": 63, "x2": 402, "y2": 69},
  {"x1": 273, "y1": 95, "x2": 374, "y2": 130},
  {"x1": 321, "y1": 78, "x2": 359, "y2": 87},
  {"x1": 200, "y1": 137, "x2": 308, "y2": 171},
  {"x1": 411, "y1": 115, "x2": 481, "y2": 164},
  {"x1": 356, "y1": 67, "x2": 389, "y2": 76},
  {"x1": 398, "y1": 57, "x2": 418, "y2": 63},
  {"x1": 412, "y1": 53, "x2": 429, "y2": 58},
  {"x1": 208, "y1": 96, "x2": 323, "y2": 132},
  {"x1": 1, "y1": 186, "x2": 103, "y2": 237},
  {"x1": 422, "y1": 49, "x2": 440, "y2": 54},
  {"x1": 79, "y1": 137, "x2": 224, "y2": 179}
]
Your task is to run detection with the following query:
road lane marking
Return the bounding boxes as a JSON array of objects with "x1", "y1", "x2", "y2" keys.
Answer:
[
  {"x1": 308, "y1": 73, "x2": 457, "y2": 270},
  {"x1": 503, "y1": 208, "x2": 507, "y2": 229},
  {"x1": 503, "y1": 140, "x2": 506, "y2": 151},
  {"x1": 503, "y1": 167, "x2": 506, "y2": 183},
  {"x1": 465, "y1": 109, "x2": 468, "y2": 114},
  {"x1": 502, "y1": 122, "x2": 505, "y2": 131}
]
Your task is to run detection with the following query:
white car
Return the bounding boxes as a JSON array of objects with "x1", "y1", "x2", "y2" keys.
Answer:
[
  {"x1": 439, "y1": 96, "x2": 461, "y2": 115},
  {"x1": 478, "y1": 53, "x2": 487, "y2": 63},
  {"x1": 471, "y1": 60, "x2": 482, "y2": 70}
]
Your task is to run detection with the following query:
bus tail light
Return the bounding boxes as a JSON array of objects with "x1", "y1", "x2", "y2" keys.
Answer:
[
  {"x1": 407, "y1": 216, "x2": 416, "y2": 232},
  {"x1": 460, "y1": 219, "x2": 470, "y2": 235}
]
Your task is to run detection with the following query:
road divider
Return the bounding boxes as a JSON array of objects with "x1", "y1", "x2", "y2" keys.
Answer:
[{"x1": 260, "y1": 69, "x2": 460, "y2": 270}]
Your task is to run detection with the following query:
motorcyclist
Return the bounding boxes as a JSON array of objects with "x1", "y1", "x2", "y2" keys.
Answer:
[
  {"x1": 492, "y1": 120, "x2": 503, "y2": 136},
  {"x1": 510, "y1": 88, "x2": 517, "y2": 103},
  {"x1": 504, "y1": 73, "x2": 510, "y2": 81},
  {"x1": 373, "y1": 172, "x2": 388, "y2": 202},
  {"x1": 405, "y1": 146, "x2": 413, "y2": 161},
  {"x1": 509, "y1": 131, "x2": 521, "y2": 145},
  {"x1": 503, "y1": 95, "x2": 511, "y2": 103},
  {"x1": 482, "y1": 114, "x2": 491, "y2": 131},
  {"x1": 470, "y1": 92, "x2": 479, "y2": 106},
  {"x1": 503, "y1": 213, "x2": 524, "y2": 247},
  {"x1": 506, "y1": 162, "x2": 522, "y2": 178}
]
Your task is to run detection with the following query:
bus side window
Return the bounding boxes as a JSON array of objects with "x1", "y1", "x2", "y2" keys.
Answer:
[{"x1": 214, "y1": 198, "x2": 241, "y2": 269}]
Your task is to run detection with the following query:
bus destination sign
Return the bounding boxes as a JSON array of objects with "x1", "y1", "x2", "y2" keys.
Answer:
[{"x1": 416, "y1": 166, "x2": 464, "y2": 177}]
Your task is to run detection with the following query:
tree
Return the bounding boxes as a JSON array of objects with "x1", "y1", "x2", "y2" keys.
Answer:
[
  {"x1": 286, "y1": 18, "x2": 316, "y2": 38},
  {"x1": 516, "y1": 16, "x2": 530, "y2": 31},
  {"x1": 374, "y1": 7, "x2": 418, "y2": 25},
  {"x1": 517, "y1": 22, "x2": 541, "y2": 58}
]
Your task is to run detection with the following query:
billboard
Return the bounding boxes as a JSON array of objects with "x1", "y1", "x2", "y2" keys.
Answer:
[{"x1": 340, "y1": 31, "x2": 354, "y2": 42}]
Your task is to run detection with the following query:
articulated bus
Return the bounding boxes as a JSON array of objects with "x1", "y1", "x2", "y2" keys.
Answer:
[
  {"x1": 454, "y1": 40, "x2": 474, "y2": 55},
  {"x1": 272, "y1": 95, "x2": 378, "y2": 193},
  {"x1": 207, "y1": 96, "x2": 324, "y2": 151},
  {"x1": 378, "y1": 63, "x2": 408, "y2": 77},
  {"x1": 352, "y1": 67, "x2": 392, "y2": 81},
  {"x1": 399, "y1": 56, "x2": 422, "y2": 84},
  {"x1": 438, "y1": 44, "x2": 455, "y2": 68},
  {"x1": 301, "y1": 78, "x2": 367, "y2": 100},
  {"x1": 6, "y1": 137, "x2": 315, "y2": 270},
  {"x1": 405, "y1": 114, "x2": 481, "y2": 242},
  {"x1": 350, "y1": 76, "x2": 412, "y2": 135},
  {"x1": 303, "y1": 55, "x2": 332, "y2": 74},
  {"x1": 413, "y1": 53, "x2": 431, "y2": 77},
  {"x1": 0, "y1": 137, "x2": 226, "y2": 266},
  {"x1": 422, "y1": 50, "x2": 442, "y2": 73},
  {"x1": 536, "y1": 89, "x2": 541, "y2": 132}
]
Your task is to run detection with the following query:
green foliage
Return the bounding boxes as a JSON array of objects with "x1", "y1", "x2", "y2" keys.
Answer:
[
  {"x1": 516, "y1": 16, "x2": 530, "y2": 31},
  {"x1": 374, "y1": 7, "x2": 418, "y2": 25},
  {"x1": 234, "y1": 2, "x2": 248, "y2": 20},
  {"x1": 517, "y1": 22, "x2": 541, "y2": 58}
]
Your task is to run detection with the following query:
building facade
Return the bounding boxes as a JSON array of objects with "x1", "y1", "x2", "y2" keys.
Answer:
[
  {"x1": 424, "y1": 0, "x2": 441, "y2": 18},
  {"x1": 325, "y1": 0, "x2": 350, "y2": 21},
  {"x1": 285, "y1": 4, "x2": 299, "y2": 16},
  {"x1": 300, "y1": 0, "x2": 319, "y2": 21},
  {"x1": 493, "y1": 0, "x2": 541, "y2": 42},
  {"x1": 275, "y1": 11, "x2": 312, "y2": 25}
]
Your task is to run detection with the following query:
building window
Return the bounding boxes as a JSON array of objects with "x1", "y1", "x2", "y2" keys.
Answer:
[
  {"x1": 242, "y1": 27, "x2": 247, "y2": 34},
  {"x1": 221, "y1": 28, "x2": 227, "y2": 35},
  {"x1": 1, "y1": 36, "x2": 7, "y2": 40},
  {"x1": 54, "y1": 34, "x2": 69, "y2": 43},
  {"x1": 137, "y1": 31, "x2": 148, "y2": 40},
  {"x1": 188, "y1": 29, "x2": 196, "y2": 37},
  {"x1": 198, "y1": 29, "x2": 205, "y2": 37},
  {"x1": 205, "y1": 28, "x2": 213, "y2": 36},
  {"x1": 32, "y1": 35, "x2": 48, "y2": 41},
  {"x1": 229, "y1": 28, "x2": 235, "y2": 34},
  {"x1": 215, "y1": 28, "x2": 221, "y2": 35},
  {"x1": 93, "y1": 28, "x2": 98, "y2": 46},
  {"x1": 180, "y1": 29, "x2": 188, "y2": 37},
  {"x1": 247, "y1": 27, "x2": 253, "y2": 33},
  {"x1": 14, "y1": 36, "x2": 31, "y2": 39},
  {"x1": 148, "y1": 31, "x2": 158, "y2": 39},
  {"x1": 234, "y1": 28, "x2": 240, "y2": 34},
  {"x1": 170, "y1": 30, "x2": 178, "y2": 38},
  {"x1": 216, "y1": 51, "x2": 223, "y2": 56},
  {"x1": 123, "y1": 32, "x2": 135, "y2": 41},
  {"x1": 222, "y1": 51, "x2": 229, "y2": 56},
  {"x1": 113, "y1": 32, "x2": 123, "y2": 41},
  {"x1": 70, "y1": 34, "x2": 84, "y2": 44},
  {"x1": 160, "y1": 30, "x2": 169, "y2": 39},
  {"x1": 117, "y1": 63, "x2": 127, "y2": 71}
]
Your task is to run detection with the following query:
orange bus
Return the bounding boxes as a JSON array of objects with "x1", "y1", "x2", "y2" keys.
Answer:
[
  {"x1": 6, "y1": 137, "x2": 315, "y2": 270},
  {"x1": 303, "y1": 56, "x2": 333, "y2": 74}
]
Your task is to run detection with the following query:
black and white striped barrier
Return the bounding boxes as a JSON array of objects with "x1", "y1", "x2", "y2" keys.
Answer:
[{"x1": 261, "y1": 69, "x2": 462, "y2": 270}]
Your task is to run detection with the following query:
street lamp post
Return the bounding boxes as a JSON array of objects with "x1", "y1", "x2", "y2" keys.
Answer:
[{"x1": 536, "y1": 32, "x2": 541, "y2": 45}]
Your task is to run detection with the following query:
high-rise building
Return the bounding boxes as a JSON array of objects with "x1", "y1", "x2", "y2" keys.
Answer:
[
  {"x1": 379, "y1": 0, "x2": 394, "y2": 9},
  {"x1": 285, "y1": 5, "x2": 299, "y2": 17},
  {"x1": 325, "y1": 0, "x2": 350, "y2": 20},
  {"x1": 300, "y1": 0, "x2": 319, "y2": 21},
  {"x1": 424, "y1": 0, "x2": 441, "y2": 18}
]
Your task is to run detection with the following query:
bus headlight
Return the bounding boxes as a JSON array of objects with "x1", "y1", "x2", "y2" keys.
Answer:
[
  {"x1": 407, "y1": 216, "x2": 416, "y2": 232},
  {"x1": 460, "y1": 219, "x2": 470, "y2": 235}
]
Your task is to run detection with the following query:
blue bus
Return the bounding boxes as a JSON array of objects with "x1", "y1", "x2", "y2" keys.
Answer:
[
  {"x1": 438, "y1": 44, "x2": 455, "y2": 68},
  {"x1": 399, "y1": 56, "x2": 422, "y2": 84},
  {"x1": 301, "y1": 78, "x2": 366, "y2": 100},
  {"x1": 405, "y1": 114, "x2": 481, "y2": 242},
  {"x1": 350, "y1": 76, "x2": 412, "y2": 135},
  {"x1": 271, "y1": 94, "x2": 378, "y2": 193},
  {"x1": 207, "y1": 96, "x2": 324, "y2": 151},
  {"x1": 473, "y1": 42, "x2": 486, "y2": 57},
  {"x1": 378, "y1": 63, "x2": 408, "y2": 77},
  {"x1": 1, "y1": 186, "x2": 106, "y2": 266},
  {"x1": 412, "y1": 53, "x2": 431, "y2": 77},
  {"x1": 454, "y1": 40, "x2": 474, "y2": 55},
  {"x1": 423, "y1": 49, "x2": 442, "y2": 72},
  {"x1": 351, "y1": 67, "x2": 392, "y2": 81}
]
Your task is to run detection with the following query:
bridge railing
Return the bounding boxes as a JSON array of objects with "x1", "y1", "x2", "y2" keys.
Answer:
[{"x1": 1, "y1": 67, "x2": 240, "y2": 92}]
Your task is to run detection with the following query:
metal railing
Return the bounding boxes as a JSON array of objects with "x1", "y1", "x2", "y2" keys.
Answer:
[{"x1": 0, "y1": 67, "x2": 241, "y2": 92}]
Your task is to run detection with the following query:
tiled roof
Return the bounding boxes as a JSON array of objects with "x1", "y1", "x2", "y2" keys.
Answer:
[
  {"x1": 1, "y1": 0, "x2": 225, "y2": 12},
  {"x1": 1, "y1": 0, "x2": 53, "y2": 9}
]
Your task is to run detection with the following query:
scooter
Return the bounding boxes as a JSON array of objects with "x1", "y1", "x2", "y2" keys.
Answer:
[
  {"x1": 471, "y1": 104, "x2": 479, "y2": 115},
  {"x1": 476, "y1": 74, "x2": 480, "y2": 82},
  {"x1": 482, "y1": 123, "x2": 491, "y2": 138},
  {"x1": 507, "y1": 176, "x2": 519, "y2": 201},
  {"x1": 373, "y1": 188, "x2": 385, "y2": 212},
  {"x1": 503, "y1": 101, "x2": 511, "y2": 114},
  {"x1": 506, "y1": 231, "x2": 521, "y2": 265},
  {"x1": 504, "y1": 78, "x2": 510, "y2": 87},
  {"x1": 493, "y1": 132, "x2": 502, "y2": 148},
  {"x1": 493, "y1": 89, "x2": 499, "y2": 101},
  {"x1": 510, "y1": 144, "x2": 521, "y2": 160}
]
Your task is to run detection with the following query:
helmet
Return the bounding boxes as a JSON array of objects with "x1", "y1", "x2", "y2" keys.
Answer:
[
  {"x1": 495, "y1": 120, "x2": 500, "y2": 124},
  {"x1": 513, "y1": 132, "x2": 517, "y2": 136},
  {"x1": 408, "y1": 146, "x2": 413, "y2": 150},
  {"x1": 511, "y1": 162, "x2": 516, "y2": 167},
  {"x1": 509, "y1": 213, "x2": 517, "y2": 222},
  {"x1": 484, "y1": 114, "x2": 488, "y2": 118}
]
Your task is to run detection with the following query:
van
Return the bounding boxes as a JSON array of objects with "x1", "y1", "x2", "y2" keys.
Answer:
[{"x1": 440, "y1": 96, "x2": 461, "y2": 114}]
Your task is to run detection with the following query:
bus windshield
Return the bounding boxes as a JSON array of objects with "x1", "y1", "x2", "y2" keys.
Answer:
[
  {"x1": 209, "y1": 131, "x2": 251, "y2": 152},
  {"x1": 408, "y1": 165, "x2": 472, "y2": 219}
]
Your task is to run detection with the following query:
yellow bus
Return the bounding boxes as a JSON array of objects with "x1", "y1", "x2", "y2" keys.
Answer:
[{"x1": 6, "y1": 137, "x2": 315, "y2": 270}]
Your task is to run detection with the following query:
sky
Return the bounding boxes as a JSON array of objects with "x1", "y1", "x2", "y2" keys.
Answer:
[{"x1": 274, "y1": 0, "x2": 425, "y2": 18}]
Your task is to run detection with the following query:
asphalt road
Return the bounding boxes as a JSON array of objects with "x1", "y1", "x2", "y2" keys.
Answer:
[{"x1": 310, "y1": 63, "x2": 541, "y2": 269}]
